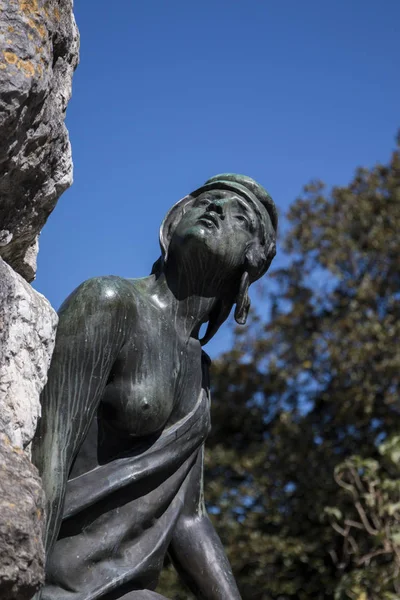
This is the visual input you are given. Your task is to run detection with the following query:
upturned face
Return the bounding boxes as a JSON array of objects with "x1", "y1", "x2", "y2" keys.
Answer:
[{"x1": 168, "y1": 189, "x2": 262, "y2": 274}]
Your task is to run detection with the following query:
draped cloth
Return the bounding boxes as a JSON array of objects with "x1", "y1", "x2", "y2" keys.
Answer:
[{"x1": 41, "y1": 386, "x2": 211, "y2": 600}]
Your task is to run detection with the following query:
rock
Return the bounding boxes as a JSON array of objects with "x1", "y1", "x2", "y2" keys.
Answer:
[
  {"x1": 0, "y1": 257, "x2": 58, "y2": 451},
  {"x1": 0, "y1": 2, "x2": 78, "y2": 596},
  {"x1": 0, "y1": 1, "x2": 78, "y2": 597},
  {"x1": 0, "y1": 433, "x2": 45, "y2": 600},
  {"x1": 0, "y1": 0, "x2": 79, "y2": 282}
]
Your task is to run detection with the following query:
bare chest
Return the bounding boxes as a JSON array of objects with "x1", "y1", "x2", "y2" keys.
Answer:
[
  {"x1": 68, "y1": 327, "x2": 206, "y2": 479},
  {"x1": 100, "y1": 332, "x2": 203, "y2": 438}
]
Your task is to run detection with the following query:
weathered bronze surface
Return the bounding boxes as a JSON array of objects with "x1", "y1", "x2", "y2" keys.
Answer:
[{"x1": 33, "y1": 174, "x2": 277, "y2": 600}]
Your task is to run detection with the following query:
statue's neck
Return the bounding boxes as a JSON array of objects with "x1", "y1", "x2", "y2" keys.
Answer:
[{"x1": 145, "y1": 258, "x2": 236, "y2": 343}]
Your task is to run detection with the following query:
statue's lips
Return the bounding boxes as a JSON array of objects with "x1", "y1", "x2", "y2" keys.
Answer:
[{"x1": 198, "y1": 213, "x2": 220, "y2": 229}]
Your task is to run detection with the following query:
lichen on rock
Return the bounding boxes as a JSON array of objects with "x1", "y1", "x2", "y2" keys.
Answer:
[{"x1": 0, "y1": 2, "x2": 79, "y2": 597}]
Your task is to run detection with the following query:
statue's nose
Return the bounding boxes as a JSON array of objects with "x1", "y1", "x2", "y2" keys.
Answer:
[{"x1": 208, "y1": 199, "x2": 226, "y2": 217}]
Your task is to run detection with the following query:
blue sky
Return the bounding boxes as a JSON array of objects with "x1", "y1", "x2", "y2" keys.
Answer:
[{"x1": 33, "y1": 0, "x2": 400, "y2": 356}]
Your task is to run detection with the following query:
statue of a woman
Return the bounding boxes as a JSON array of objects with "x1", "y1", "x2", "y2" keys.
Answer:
[{"x1": 32, "y1": 173, "x2": 277, "y2": 600}]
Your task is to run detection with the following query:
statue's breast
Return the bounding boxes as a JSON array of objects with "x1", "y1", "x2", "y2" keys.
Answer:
[
  {"x1": 70, "y1": 333, "x2": 205, "y2": 475},
  {"x1": 98, "y1": 331, "x2": 191, "y2": 437},
  {"x1": 100, "y1": 376, "x2": 175, "y2": 437}
]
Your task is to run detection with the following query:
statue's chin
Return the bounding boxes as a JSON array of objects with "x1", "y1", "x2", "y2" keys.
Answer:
[
  {"x1": 170, "y1": 225, "x2": 215, "y2": 256},
  {"x1": 170, "y1": 225, "x2": 243, "y2": 282}
]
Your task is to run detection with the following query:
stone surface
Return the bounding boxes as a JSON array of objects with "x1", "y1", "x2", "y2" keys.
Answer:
[
  {"x1": 0, "y1": 0, "x2": 79, "y2": 282},
  {"x1": 0, "y1": 257, "x2": 58, "y2": 451},
  {"x1": 0, "y1": 433, "x2": 45, "y2": 600},
  {"x1": 0, "y1": 2, "x2": 78, "y2": 598}
]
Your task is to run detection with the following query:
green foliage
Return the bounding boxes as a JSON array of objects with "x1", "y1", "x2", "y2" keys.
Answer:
[{"x1": 157, "y1": 135, "x2": 400, "y2": 598}]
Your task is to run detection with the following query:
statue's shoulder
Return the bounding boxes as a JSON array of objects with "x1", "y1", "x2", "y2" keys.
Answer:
[{"x1": 58, "y1": 275, "x2": 139, "y2": 318}]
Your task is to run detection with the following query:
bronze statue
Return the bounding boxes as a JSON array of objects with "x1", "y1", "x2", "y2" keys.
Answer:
[{"x1": 32, "y1": 174, "x2": 277, "y2": 600}]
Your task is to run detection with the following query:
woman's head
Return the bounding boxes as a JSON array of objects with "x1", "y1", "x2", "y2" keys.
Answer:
[
  {"x1": 161, "y1": 174, "x2": 276, "y2": 272},
  {"x1": 155, "y1": 174, "x2": 278, "y2": 343}
]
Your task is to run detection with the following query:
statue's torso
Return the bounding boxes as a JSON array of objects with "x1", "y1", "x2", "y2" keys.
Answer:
[
  {"x1": 69, "y1": 278, "x2": 205, "y2": 477},
  {"x1": 46, "y1": 278, "x2": 211, "y2": 598}
]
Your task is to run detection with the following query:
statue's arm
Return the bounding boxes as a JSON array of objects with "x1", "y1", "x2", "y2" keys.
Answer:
[
  {"x1": 169, "y1": 446, "x2": 242, "y2": 600},
  {"x1": 32, "y1": 277, "x2": 127, "y2": 555}
]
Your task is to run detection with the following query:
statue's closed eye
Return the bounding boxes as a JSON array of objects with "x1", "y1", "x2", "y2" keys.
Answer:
[
  {"x1": 234, "y1": 213, "x2": 253, "y2": 231},
  {"x1": 196, "y1": 198, "x2": 211, "y2": 206}
]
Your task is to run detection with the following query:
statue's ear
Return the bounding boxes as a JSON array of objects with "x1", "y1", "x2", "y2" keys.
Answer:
[
  {"x1": 159, "y1": 194, "x2": 194, "y2": 260},
  {"x1": 234, "y1": 271, "x2": 250, "y2": 325},
  {"x1": 246, "y1": 239, "x2": 277, "y2": 282}
]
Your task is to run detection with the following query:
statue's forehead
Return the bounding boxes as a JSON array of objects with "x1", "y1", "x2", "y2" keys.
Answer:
[
  {"x1": 193, "y1": 188, "x2": 255, "y2": 208},
  {"x1": 195, "y1": 188, "x2": 238, "y2": 198}
]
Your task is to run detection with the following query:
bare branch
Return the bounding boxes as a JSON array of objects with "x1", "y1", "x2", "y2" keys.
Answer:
[{"x1": 355, "y1": 501, "x2": 379, "y2": 536}]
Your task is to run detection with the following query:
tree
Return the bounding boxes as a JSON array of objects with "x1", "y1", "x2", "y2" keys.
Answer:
[
  {"x1": 157, "y1": 134, "x2": 400, "y2": 599},
  {"x1": 325, "y1": 436, "x2": 400, "y2": 599}
]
